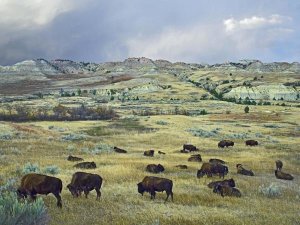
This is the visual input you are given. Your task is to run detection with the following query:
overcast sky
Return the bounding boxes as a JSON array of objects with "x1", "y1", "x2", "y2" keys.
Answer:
[{"x1": 0, "y1": 0, "x2": 299, "y2": 65}]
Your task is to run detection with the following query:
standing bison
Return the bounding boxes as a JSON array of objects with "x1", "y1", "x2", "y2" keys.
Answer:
[
  {"x1": 137, "y1": 176, "x2": 173, "y2": 202},
  {"x1": 144, "y1": 150, "x2": 154, "y2": 157},
  {"x1": 218, "y1": 140, "x2": 234, "y2": 148},
  {"x1": 245, "y1": 140, "x2": 258, "y2": 146},
  {"x1": 17, "y1": 173, "x2": 63, "y2": 208},
  {"x1": 146, "y1": 164, "x2": 165, "y2": 173},
  {"x1": 67, "y1": 172, "x2": 103, "y2": 200},
  {"x1": 197, "y1": 162, "x2": 228, "y2": 178}
]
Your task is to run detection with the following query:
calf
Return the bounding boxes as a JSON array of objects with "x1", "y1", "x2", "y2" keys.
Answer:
[
  {"x1": 137, "y1": 176, "x2": 173, "y2": 202},
  {"x1": 67, "y1": 172, "x2": 103, "y2": 200},
  {"x1": 144, "y1": 150, "x2": 154, "y2": 157},
  {"x1": 158, "y1": 151, "x2": 166, "y2": 155},
  {"x1": 17, "y1": 173, "x2": 62, "y2": 207}
]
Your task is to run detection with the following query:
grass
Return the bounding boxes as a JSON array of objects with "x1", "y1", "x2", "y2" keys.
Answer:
[{"x1": 0, "y1": 101, "x2": 299, "y2": 225}]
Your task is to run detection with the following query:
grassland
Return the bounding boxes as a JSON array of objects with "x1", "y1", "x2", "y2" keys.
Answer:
[{"x1": 0, "y1": 98, "x2": 299, "y2": 225}]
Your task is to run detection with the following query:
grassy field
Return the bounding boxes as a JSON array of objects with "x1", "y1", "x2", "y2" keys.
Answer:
[{"x1": 0, "y1": 100, "x2": 299, "y2": 225}]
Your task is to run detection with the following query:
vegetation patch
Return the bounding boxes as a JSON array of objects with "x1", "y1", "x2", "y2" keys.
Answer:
[{"x1": 109, "y1": 118, "x2": 156, "y2": 133}]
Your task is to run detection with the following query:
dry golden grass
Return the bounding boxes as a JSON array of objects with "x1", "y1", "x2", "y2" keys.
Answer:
[{"x1": 0, "y1": 102, "x2": 299, "y2": 225}]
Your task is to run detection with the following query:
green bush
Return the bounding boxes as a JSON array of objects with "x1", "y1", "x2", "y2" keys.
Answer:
[
  {"x1": 43, "y1": 165, "x2": 60, "y2": 175},
  {"x1": 22, "y1": 163, "x2": 40, "y2": 174},
  {"x1": 0, "y1": 192, "x2": 49, "y2": 225},
  {"x1": 258, "y1": 183, "x2": 281, "y2": 198}
]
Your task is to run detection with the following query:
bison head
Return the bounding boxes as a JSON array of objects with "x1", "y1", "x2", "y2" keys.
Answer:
[
  {"x1": 228, "y1": 178, "x2": 235, "y2": 187},
  {"x1": 197, "y1": 170, "x2": 205, "y2": 178},
  {"x1": 67, "y1": 184, "x2": 80, "y2": 197},
  {"x1": 16, "y1": 187, "x2": 27, "y2": 199},
  {"x1": 213, "y1": 184, "x2": 222, "y2": 194},
  {"x1": 137, "y1": 182, "x2": 145, "y2": 195},
  {"x1": 157, "y1": 164, "x2": 165, "y2": 173}
]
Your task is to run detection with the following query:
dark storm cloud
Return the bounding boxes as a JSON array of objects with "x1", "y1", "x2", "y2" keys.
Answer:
[{"x1": 0, "y1": 0, "x2": 299, "y2": 65}]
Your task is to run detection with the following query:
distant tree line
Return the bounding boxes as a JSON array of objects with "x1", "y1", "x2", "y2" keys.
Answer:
[
  {"x1": 132, "y1": 106, "x2": 207, "y2": 116},
  {"x1": 0, "y1": 104, "x2": 117, "y2": 122}
]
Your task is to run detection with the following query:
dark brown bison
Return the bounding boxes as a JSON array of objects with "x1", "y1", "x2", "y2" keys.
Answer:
[
  {"x1": 197, "y1": 162, "x2": 228, "y2": 178},
  {"x1": 218, "y1": 140, "x2": 234, "y2": 148},
  {"x1": 114, "y1": 146, "x2": 127, "y2": 153},
  {"x1": 188, "y1": 154, "x2": 202, "y2": 162},
  {"x1": 146, "y1": 164, "x2": 165, "y2": 173},
  {"x1": 275, "y1": 160, "x2": 283, "y2": 171},
  {"x1": 17, "y1": 173, "x2": 62, "y2": 208},
  {"x1": 67, "y1": 172, "x2": 103, "y2": 200},
  {"x1": 245, "y1": 140, "x2": 258, "y2": 146},
  {"x1": 144, "y1": 150, "x2": 154, "y2": 157},
  {"x1": 74, "y1": 161, "x2": 96, "y2": 169},
  {"x1": 207, "y1": 178, "x2": 235, "y2": 189},
  {"x1": 158, "y1": 151, "x2": 166, "y2": 155},
  {"x1": 236, "y1": 164, "x2": 254, "y2": 176},
  {"x1": 213, "y1": 184, "x2": 241, "y2": 197},
  {"x1": 209, "y1": 158, "x2": 226, "y2": 164},
  {"x1": 183, "y1": 144, "x2": 199, "y2": 152},
  {"x1": 175, "y1": 165, "x2": 188, "y2": 169},
  {"x1": 275, "y1": 170, "x2": 294, "y2": 180},
  {"x1": 137, "y1": 176, "x2": 173, "y2": 202},
  {"x1": 67, "y1": 155, "x2": 84, "y2": 161}
]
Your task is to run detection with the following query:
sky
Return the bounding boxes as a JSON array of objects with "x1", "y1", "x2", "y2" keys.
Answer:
[{"x1": 0, "y1": 0, "x2": 299, "y2": 65}]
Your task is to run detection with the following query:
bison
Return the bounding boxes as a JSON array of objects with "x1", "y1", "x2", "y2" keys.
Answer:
[
  {"x1": 275, "y1": 170, "x2": 294, "y2": 180},
  {"x1": 67, "y1": 155, "x2": 84, "y2": 162},
  {"x1": 218, "y1": 140, "x2": 234, "y2": 148},
  {"x1": 209, "y1": 158, "x2": 226, "y2": 164},
  {"x1": 236, "y1": 164, "x2": 254, "y2": 176},
  {"x1": 245, "y1": 140, "x2": 258, "y2": 146},
  {"x1": 67, "y1": 172, "x2": 103, "y2": 200},
  {"x1": 17, "y1": 173, "x2": 62, "y2": 208},
  {"x1": 183, "y1": 144, "x2": 199, "y2": 152},
  {"x1": 207, "y1": 178, "x2": 235, "y2": 189},
  {"x1": 175, "y1": 165, "x2": 188, "y2": 169},
  {"x1": 188, "y1": 154, "x2": 202, "y2": 162},
  {"x1": 74, "y1": 161, "x2": 96, "y2": 169},
  {"x1": 197, "y1": 162, "x2": 228, "y2": 178},
  {"x1": 137, "y1": 176, "x2": 173, "y2": 202},
  {"x1": 146, "y1": 164, "x2": 165, "y2": 173},
  {"x1": 144, "y1": 150, "x2": 154, "y2": 157},
  {"x1": 213, "y1": 184, "x2": 241, "y2": 197},
  {"x1": 158, "y1": 151, "x2": 166, "y2": 155},
  {"x1": 275, "y1": 160, "x2": 283, "y2": 171},
  {"x1": 114, "y1": 146, "x2": 127, "y2": 153}
]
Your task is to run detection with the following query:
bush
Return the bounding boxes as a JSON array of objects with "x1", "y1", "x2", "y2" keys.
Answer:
[
  {"x1": 258, "y1": 183, "x2": 281, "y2": 198},
  {"x1": 22, "y1": 163, "x2": 40, "y2": 174},
  {"x1": 62, "y1": 133, "x2": 86, "y2": 141},
  {"x1": 0, "y1": 178, "x2": 17, "y2": 193},
  {"x1": 43, "y1": 165, "x2": 60, "y2": 175},
  {"x1": 0, "y1": 192, "x2": 49, "y2": 225},
  {"x1": 156, "y1": 120, "x2": 168, "y2": 125},
  {"x1": 187, "y1": 128, "x2": 219, "y2": 138}
]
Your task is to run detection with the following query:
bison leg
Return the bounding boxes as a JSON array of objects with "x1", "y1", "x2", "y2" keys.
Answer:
[
  {"x1": 165, "y1": 191, "x2": 173, "y2": 203},
  {"x1": 95, "y1": 188, "x2": 101, "y2": 200},
  {"x1": 53, "y1": 193, "x2": 62, "y2": 208},
  {"x1": 150, "y1": 191, "x2": 156, "y2": 200}
]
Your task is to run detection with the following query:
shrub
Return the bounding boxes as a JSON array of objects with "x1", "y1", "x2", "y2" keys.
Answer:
[
  {"x1": 62, "y1": 133, "x2": 86, "y2": 141},
  {"x1": 259, "y1": 183, "x2": 281, "y2": 198},
  {"x1": 187, "y1": 128, "x2": 219, "y2": 138},
  {"x1": 43, "y1": 165, "x2": 60, "y2": 175},
  {"x1": 0, "y1": 178, "x2": 17, "y2": 193},
  {"x1": 22, "y1": 163, "x2": 40, "y2": 174},
  {"x1": 0, "y1": 192, "x2": 49, "y2": 225},
  {"x1": 156, "y1": 120, "x2": 168, "y2": 125}
]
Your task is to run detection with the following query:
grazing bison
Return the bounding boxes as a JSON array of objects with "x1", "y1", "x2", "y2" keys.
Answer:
[
  {"x1": 114, "y1": 146, "x2": 127, "y2": 153},
  {"x1": 183, "y1": 144, "x2": 199, "y2": 152},
  {"x1": 137, "y1": 176, "x2": 173, "y2": 202},
  {"x1": 209, "y1": 158, "x2": 226, "y2": 164},
  {"x1": 275, "y1": 170, "x2": 294, "y2": 180},
  {"x1": 67, "y1": 155, "x2": 84, "y2": 162},
  {"x1": 67, "y1": 172, "x2": 103, "y2": 200},
  {"x1": 245, "y1": 140, "x2": 258, "y2": 146},
  {"x1": 197, "y1": 162, "x2": 228, "y2": 178},
  {"x1": 218, "y1": 140, "x2": 234, "y2": 148},
  {"x1": 188, "y1": 154, "x2": 202, "y2": 162},
  {"x1": 275, "y1": 160, "x2": 283, "y2": 171},
  {"x1": 17, "y1": 173, "x2": 62, "y2": 208},
  {"x1": 144, "y1": 150, "x2": 154, "y2": 157},
  {"x1": 213, "y1": 184, "x2": 241, "y2": 197},
  {"x1": 74, "y1": 161, "x2": 97, "y2": 169},
  {"x1": 175, "y1": 165, "x2": 188, "y2": 169},
  {"x1": 207, "y1": 178, "x2": 235, "y2": 189},
  {"x1": 146, "y1": 164, "x2": 165, "y2": 173},
  {"x1": 158, "y1": 151, "x2": 166, "y2": 155},
  {"x1": 236, "y1": 164, "x2": 254, "y2": 176}
]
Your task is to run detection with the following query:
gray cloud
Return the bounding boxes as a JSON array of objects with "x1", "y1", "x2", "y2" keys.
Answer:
[{"x1": 0, "y1": 0, "x2": 299, "y2": 65}]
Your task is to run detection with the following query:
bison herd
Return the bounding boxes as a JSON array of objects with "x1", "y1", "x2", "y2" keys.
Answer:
[{"x1": 16, "y1": 141, "x2": 295, "y2": 208}]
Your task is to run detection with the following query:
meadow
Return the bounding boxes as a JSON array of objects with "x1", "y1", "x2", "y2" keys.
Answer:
[{"x1": 0, "y1": 99, "x2": 299, "y2": 225}]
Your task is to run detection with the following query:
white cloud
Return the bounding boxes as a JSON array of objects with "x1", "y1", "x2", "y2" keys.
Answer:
[
  {"x1": 0, "y1": 0, "x2": 79, "y2": 29},
  {"x1": 224, "y1": 14, "x2": 291, "y2": 32}
]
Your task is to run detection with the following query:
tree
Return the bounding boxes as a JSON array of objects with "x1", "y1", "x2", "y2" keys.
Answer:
[{"x1": 244, "y1": 106, "x2": 249, "y2": 113}]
